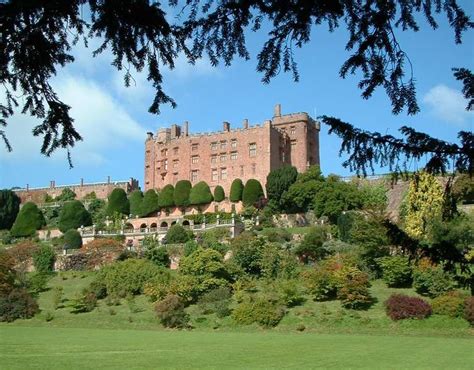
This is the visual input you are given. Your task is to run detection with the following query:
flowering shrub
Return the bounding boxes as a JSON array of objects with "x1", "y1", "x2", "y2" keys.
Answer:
[{"x1": 385, "y1": 294, "x2": 432, "y2": 320}]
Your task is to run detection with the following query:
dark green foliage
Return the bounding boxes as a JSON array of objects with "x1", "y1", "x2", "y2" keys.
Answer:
[
  {"x1": 26, "y1": 272, "x2": 50, "y2": 296},
  {"x1": 63, "y1": 229, "x2": 82, "y2": 250},
  {"x1": 174, "y1": 180, "x2": 192, "y2": 208},
  {"x1": 275, "y1": 279, "x2": 305, "y2": 307},
  {"x1": 141, "y1": 189, "x2": 159, "y2": 216},
  {"x1": 0, "y1": 288, "x2": 39, "y2": 322},
  {"x1": 242, "y1": 179, "x2": 264, "y2": 207},
  {"x1": 229, "y1": 179, "x2": 244, "y2": 202},
  {"x1": 197, "y1": 287, "x2": 232, "y2": 318},
  {"x1": 87, "y1": 199, "x2": 106, "y2": 225},
  {"x1": 189, "y1": 181, "x2": 213, "y2": 205},
  {"x1": 385, "y1": 294, "x2": 432, "y2": 321},
  {"x1": 155, "y1": 294, "x2": 189, "y2": 328},
  {"x1": 58, "y1": 200, "x2": 92, "y2": 233},
  {"x1": 232, "y1": 295, "x2": 285, "y2": 328},
  {"x1": 0, "y1": 189, "x2": 21, "y2": 230},
  {"x1": 32, "y1": 245, "x2": 55, "y2": 274},
  {"x1": 10, "y1": 202, "x2": 45, "y2": 237},
  {"x1": 70, "y1": 288, "x2": 97, "y2": 313},
  {"x1": 452, "y1": 174, "x2": 474, "y2": 204},
  {"x1": 431, "y1": 291, "x2": 466, "y2": 318},
  {"x1": 261, "y1": 228, "x2": 292, "y2": 243},
  {"x1": 157, "y1": 184, "x2": 175, "y2": 209},
  {"x1": 413, "y1": 264, "x2": 456, "y2": 298},
  {"x1": 377, "y1": 256, "x2": 412, "y2": 288},
  {"x1": 184, "y1": 240, "x2": 198, "y2": 257},
  {"x1": 464, "y1": 297, "x2": 474, "y2": 326},
  {"x1": 128, "y1": 190, "x2": 144, "y2": 216},
  {"x1": 145, "y1": 247, "x2": 170, "y2": 268},
  {"x1": 213, "y1": 185, "x2": 225, "y2": 202},
  {"x1": 231, "y1": 233, "x2": 266, "y2": 276},
  {"x1": 166, "y1": 224, "x2": 193, "y2": 244},
  {"x1": 106, "y1": 188, "x2": 130, "y2": 216},
  {"x1": 55, "y1": 188, "x2": 76, "y2": 202},
  {"x1": 266, "y1": 165, "x2": 298, "y2": 210},
  {"x1": 295, "y1": 226, "x2": 329, "y2": 263},
  {"x1": 281, "y1": 166, "x2": 325, "y2": 212}
]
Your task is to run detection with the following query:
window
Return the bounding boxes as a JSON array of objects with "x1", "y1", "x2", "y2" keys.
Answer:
[
  {"x1": 211, "y1": 155, "x2": 217, "y2": 164},
  {"x1": 230, "y1": 152, "x2": 238, "y2": 161},
  {"x1": 162, "y1": 148, "x2": 168, "y2": 157},
  {"x1": 192, "y1": 143, "x2": 198, "y2": 151},
  {"x1": 173, "y1": 159, "x2": 179, "y2": 168},
  {"x1": 249, "y1": 143, "x2": 257, "y2": 157},
  {"x1": 211, "y1": 142, "x2": 218, "y2": 150},
  {"x1": 212, "y1": 169, "x2": 218, "y2": 182},
  {"x1": 240, "y1": 165, "x2": 244, "y2": 176},
  {"x1": 191, "y1": 155, "x2": 199, "y2": 164},
  {"x1": 164, "y1": 159, "x2": 168, "y2": 171},
  {"x1": 220, "y1": 168, "x2": 227, "y2": 180},
  {"x1": 220, "y1": 140, "x2": 227, "y2": 149},
  {"x1": 231, "y1": 139, "x2": 237, "y2": 148},
  {"x1": 251, "y1": 163, "x2": 256, "y2": 174},
  {"x1": 290, "y1": 126, "x2": 296, "y2": 135},
  {"x1": 191, "y1": 170, "x2": 198, "y2": 182},
  {"x1": 291, "y1": 140, "x2": 297, "y2": 149},
  {"x1": 220, "y1": 154, "x2": 227, "y2": 162},
  {"x1": 173, "y1": 147, "x2": 179, "y2": 155}
]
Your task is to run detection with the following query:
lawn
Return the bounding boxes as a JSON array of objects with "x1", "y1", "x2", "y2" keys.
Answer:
[{"x1": 1, "y1": 326, "x2": 473, "y2": 369}]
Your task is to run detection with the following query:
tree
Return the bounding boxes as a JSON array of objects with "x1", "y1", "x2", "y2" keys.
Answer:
[
  {"x1": 32, "y1": 245, "x2": 55, "y2": 274},
  {"x1": 452, "y1": 174, "x2": 474, "y2": 204},
  {"x1": 282, "y1": 166, "x2": 325, "y2": 212},
  {"x1": 266, "y1": 165, "x2": 298, "y2": 211},
  {"x1": 213, "y1": 186, "x2": 225, "y2": 203},
  {"x1": 141, "y1": 189, "x2": 159, "y2": 217},
  {"x1": 157, "y1": 185, "x2": 175, "y2": 210},
  {"x1": 174, "y1": 180, "x2": 192, "y2": 209},
  {"x1": 242, "y1": 179, "x2": 264, "y2": 207},
  {"x1": 10, "y1": 202, "x2": 45, "y2": 237},
  {"x1": 165, "y1": 224, "x2": 192, "y2": 244},
  {"x1": 229, "y1": 179, "x2": 244, "y2": 203},
  {"x1": 58, "y1": 200, "x2": 92, "y2": 233},
  {"x1": 106, "y1": 188, "x2": 130, "y2": 216},
  {"x1": 189, "y1": 181, "x2": 213, "y2": 206},
  {"x1": 0, "y1": 190, "x2": 21, "y2": 230},
  {"x1": 128, "y1": 190, "x2": 144, "y2": 217},
  {"x1": 63, "y1": 229, "x2": 83, "y2": 250},
  {"x1": 295, "y1": 226, "x2": 329, "y2": 264},
  {"x1": 55, "y1": 188, "x2": 76, "y2": 202}
]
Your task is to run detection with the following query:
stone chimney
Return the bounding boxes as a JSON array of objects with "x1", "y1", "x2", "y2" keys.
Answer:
[
  {"x1": 184, "y1": 121, "x2": 189, "y2": 136},
  {"x1": 80, "y1": 178, "x2": 84, "y2": 187},
  {"x1": 223, "y1": 121, "x2": 230, "y2": 132},
  {"x1": 50, "y1": 180, "x2": 55, "y2": 189},
  {"x1": 243, "y1": 119, "x2": 249, "y2": 129},
  {"x1": 26, "y1": 184, "x2": 29, "y2": 191},
  {"x1": 274, "y1": 103, "x2": 281, "y2": 117},
  {"x1": 107, "y1": 176, "x2": 111, "y2": 184},
  {"x1": 170, "y1": 124, "x2": 180, "y2": 139}
]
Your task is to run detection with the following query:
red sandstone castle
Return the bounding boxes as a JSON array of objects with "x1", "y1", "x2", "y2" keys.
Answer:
[{"x1": 144, "y1": 105, "x2": 320, "y2": 194}]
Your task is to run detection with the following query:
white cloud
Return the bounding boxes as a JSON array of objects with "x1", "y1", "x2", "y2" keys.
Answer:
[
  {"x1": 423, "y1": 84, "x2": 473, "y2": 126},
  {"x1": 0, "y1": 74, "x2": 146, "y2": 166}
]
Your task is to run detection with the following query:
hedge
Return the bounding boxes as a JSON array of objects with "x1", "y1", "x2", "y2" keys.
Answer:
[
  {"x1": 58, "y1": 200, "x2": 92, "y2": 233},
  {"x1": 214, "y1": 186, "x2": 225, "y2": 202},
  {"x1": 229, "y1": 179, "x2": 244, "y2": 202},
  {"x1": 189, "y1": 181, "x2": 213, "y2": 205},
  {"x1": 106, "y1": 188, "x2": 130, "y2": 216},
  {"x1": 141, "y1": 189, "x2": 159, "y2": 216},
  {"x1": 10, "y1": 202, "x2": 45, "y2": 237},
  {"x1": 242, "y1": 179, "x2": 264, "y2": 206},
  {"x1": 158, "y1": 184, "x2": 175, "y2": 209},
  {"x1": 174, "y1": 180, "x2": 192, "y2": 208}
]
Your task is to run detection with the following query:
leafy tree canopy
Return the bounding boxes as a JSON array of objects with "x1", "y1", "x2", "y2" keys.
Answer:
[
  {"x1": 0, "y1": 190, "x2": 21, "y2": 230},
  {"x1": 266, "y1": 165, "x2": 298, "y2": 211},
  {"x1": 55, "y1": 188, "x2": 76, "y2": 202}
]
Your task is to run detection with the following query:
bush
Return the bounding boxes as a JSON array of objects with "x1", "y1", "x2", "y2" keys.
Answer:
[
  {"x1": 183, "y1": 240, "x2": 198, "y2": 257},
  {"x1": 302, "y1": 264, "x2": 338, "y2": 301},
  {"x1": 463, "y1": 296, "x2": 474, "y2": 326},
  {"x1": 262, "y1": 228, "x2": 292, "y2": 243},
  {"x1": 70, "y1": 288, "x2": 97, "y2": 313},
  {"x1": 27, "y1": 272, "x2": 50, "y2": 296},
  {"x1": 377, "y1": 256, "x2": 412, "y2": 287},
  {"x1": 166, "y1": 224, "x2": 193, "y2": 244},
  {"x1": 145, "y1": 246, "x2": 170, "y2": 268},
  {"x1": 432, "y1": 291, "x2": 466, "y2": 318},
  {"x1": 189, "y1": 181, "x2": 213, "y2": 205},
  {"x1": 0, "y1": 189, "x2": 21, "y2": 230},
  {"x1": 276, "y1": 279, "x2": 305, "y2": 307},
  {"x1": 174, "y1": 180, "x2": 192, "y2": 209},
  {"x1": 0, "y1": 288, "x2": 39, "y2": 322},
  {"x1": 385, "y1": 294, "x2": 432, "y2": 320},
  {"x1": 197, "y1": 287, "x2": 232, "y2": 317},
  {"x1": 106, "y1": 188, "x2": 130, "y2": 216},
  {"x1": 128, "y1": 190, "x2": 144, "y2": 216},
  {"x1": 55, "y1": 188, "x2": 76, "y2": 202},
  {"x1": 0, "y1": 250, "x2": 16, "y2": 295},
  {"x1": 229, "y1": 179, "x2": 244, "y2": 202},
  {"x1": 140, "y1": 189, "x2": 159, "y2": 216},
  {"x1": 10, "y1": 202, "x2": 45, "y2": 237},
  {"x1": 155, "y1": 294, "x2": 189, "y2": 328},
  {"x1": 413, "y1": 261, "x2": 456, "y2": 298},
  {"x1": 336, "y1": 267, "x2": 372, "y2": 309},
  {"x1": 63, "y1": 229, "x2": 83, "y2": 250},
  {"x1": 213, "y1": 186, "x2": 225, "y2": 202},
  {"x1": 32, "y1": 245, "x2": 55, "y2": 274},
  {"x1": 295, "y1": 225, "x2": 329, "y2": 263},
  {"x1": 58, "y1": 200, "x2": 92, "y2": 232},
  {"x1": 242, "y1": 179, "x2": 264, "y2": 207},
  {"x1": 232, "y1": 295, "x2": 285, "y2": 327},
  {"x1": 157, "y1": 184, "x2": 175, "y2": 209}
]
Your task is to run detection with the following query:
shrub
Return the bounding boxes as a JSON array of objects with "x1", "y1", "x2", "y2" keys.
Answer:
[
  {"x1": 6, "y1": 240, "x2": 38, "y2": 285},
  {"x1": 213, "y1": 185, "x2": 225, "y2": 202},
  {"x1": 232, "y1": 295, "x2": 285, "y2": 327},
  {"x1": 63, "y1": 229, "x2": 83, "y2": 250},
  {"x1": 413, "y1": 262, "x2": 456, "y2": 298},
  {"x1": 10, "y1": 202, "x2": 45, "y2": 237},
  {"x1": 155, "y1": 294, "x2": 189, "y2": 328},
  {"x1": 0, "y1": 189, "x2": 21, "y2": 230},
  {"x1": 242, "y1": 179, "x2": 264, "y2": 207},
  {"x1": 27, "y1": 272, "x2": 50, "y2": 296},
  {"x1": 377, "y1": 256, "x2": 412, "y2": 287},
  {"x1": 197, "y1": 287, "x2": 232, "y2": 317},
  {"x1": 174, "y1": 180, "x2": 192, "y2": 209},
  {"x1": 229, "y1": 179, "x2": 244, "y2": 202},
  {"x1": 52, "y1": 286, "x2": 64, "y2": 310},
  {"x1": 106, "y1": 188, "x2": 130, "y2": 216},
  {"x1": 276, "y1": 279, "x2": 305, "y2": 307},
  {"x1": 0, "y1": 250, "x2": 16, "y2": 295},
  {"x1": 58, "y1": 200, "x2": 92, "y2": 232},
  {"x1": 128, "y1": 190, "x2": 144, "y2": 216},
  {"x1": 32, "y1": 245, "x2": 56, "y2": 274},
  {"x1": 463, "y1": 296, "x2": 474, "y2": 326},
  {"x1": 183, "y1": 240, "x2": 198, "y2": 257},
  {"x1": 295, "y1": 225, "x2": 329, "y2": 263},
  {"x1": 70, "y1": 288, "x2": 97, "y2": 313},
  {"x1": 262, "y1": 228, "x2": 292, "y2": 243},
  {"x1": 189, "y1": 181, "x2": 213, "y2": 205},
  {"x1": 166, "y1": 224, "x2": 193, "y2": 244},
  {"x1": 302, "y1": 265, "x2": 338, "y2": 301},
  {"x1": 431, "y1": 291, "x2": 466, "y2": 318},
  {"x1": 145, "y1": 246, "x2": 170, "y2": 268},
  {"x1": 55, "y1": 188, "x2": 76, "y2": 202},
  {"x1": 157, "y1": 184, "x2": 175, "y2": 209},
  {"x1": 0, "y1": 288, "x2": 39, "y2": 322},
  {"x1": 385, "y1": 294, "x2": 432, "y2": 320},
  {"x1": 141, "y1": 189, "x2": 159, "y2": 216},
  {"x1": 336, "y1": 267, "x2": 372, "y2": 309}
]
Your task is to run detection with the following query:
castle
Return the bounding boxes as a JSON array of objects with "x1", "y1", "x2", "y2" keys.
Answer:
[{"x1": 144, "y1": 104, "x2": 320, "y2": 194}]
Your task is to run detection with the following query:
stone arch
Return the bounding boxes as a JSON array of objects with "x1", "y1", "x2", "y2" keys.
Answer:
[
  {"x1": 124, "y1": 223, "x2": 134, "y2": 232},
  {"x1": 171, "y1": 221, "x2": 177, "y2": 226},
  {"x1": 139, "y1": 223, "x2": 147, "y2": 231},
  {"x1": 160, "y1": 221, "x2": 168, "y2": 229},
  {"x1": 150, "y1": 222, "x2": 157, "y2": 230},
  {"x1": 182, "y1": 220, "x2": 190, "y2": 227}
]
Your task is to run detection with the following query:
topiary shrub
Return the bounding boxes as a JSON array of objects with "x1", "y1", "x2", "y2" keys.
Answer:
[
  {"x1": 431, "y1": 291, "x2": 466, "y2": 318},
  {"x1": 106, "y1": 188, "x2": 130, "y2": 216},
  {"x1": 128, "y1": 190, "x2": 144, "y2": 216},
  {"x1": 10, "y1": 202, "x2": 45, "y2": 237},
  {"x1": 58, "y1": 200, "x2": 92, "y2": 232},
  {"x1": 229, "y1": 179, "x2": 244, "y2": 202},
  {"x1": 463, "y1": 296, "x2": 474, "y2": 326},
  {"x1": 141, "y1": 189, "x2": 159, "y2": 216},
  {"x1": 174, "y1": 180, "x2": 192, "y2": 209},
  {"x1": 157, "y1": 184, "x2": 175, "y2": 209},
  {"x1": 377, "y1": 256, "x2": 412, "y2": 288},
  {"x1": 0, "y1": 288, "x2": 39, "y2": 322},
  {"x1": 412, "y1": 260, "x2": 456, "y2": 298},
  {"x1": 32, "y1": 245, "x2": 56, "y2": 274},
  {"x1": 213, "y1": 185, "x2": 225, "y2": 202},
  {"x1": 166, "y1": 224, "x2": 193, "y2": 244},
  {"x1": 63, "y1": 229, "x2": 83, "y2": 250},
  {"x1": 385, "y1": 294, "x2": 432, "y2": 320},
  {"x1": 242, "y1": 179, "x2": 264, "y2": 207},
  {"x1": 155, "y1": 294, "x2": 189, "y2": 328},
  {"x1": 232, "y1": 295, "x2": 285, "y2": 327},
  {"x1": 0, "y1": 189, "x2": 21, "y2": 230},
  {"x1": 189, "y1": 181, "x2": 213, "y2": 205}
]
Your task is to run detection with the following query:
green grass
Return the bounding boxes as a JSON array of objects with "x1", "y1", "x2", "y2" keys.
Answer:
[{"x1": 1, "y1": 326, "x2": 473, "y2": 369}]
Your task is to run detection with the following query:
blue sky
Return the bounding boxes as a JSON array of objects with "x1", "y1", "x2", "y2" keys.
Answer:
[{"x1": 1, "y1": 4, "x2": 473, "y2": 190}]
